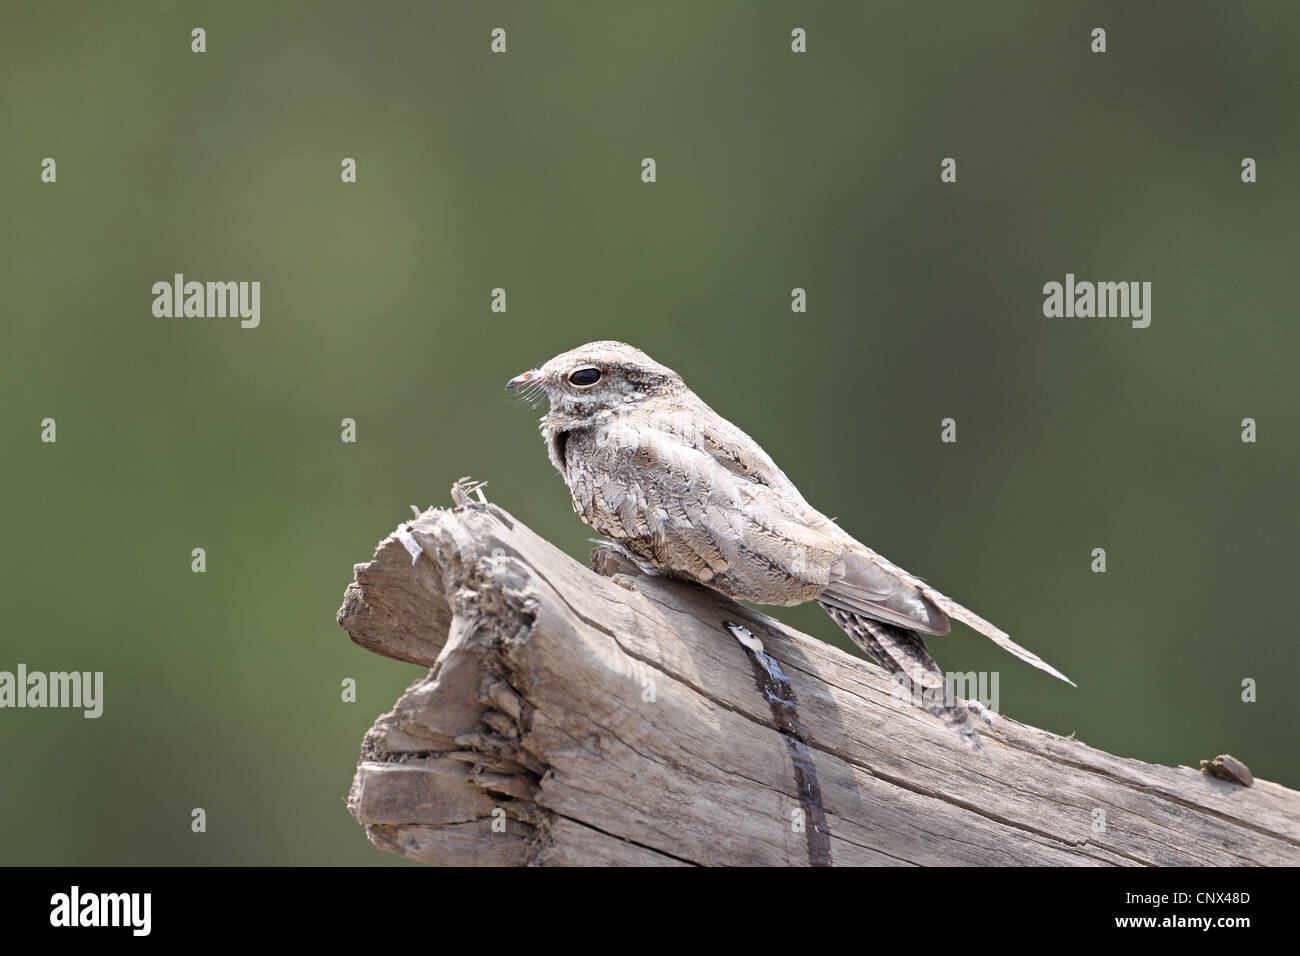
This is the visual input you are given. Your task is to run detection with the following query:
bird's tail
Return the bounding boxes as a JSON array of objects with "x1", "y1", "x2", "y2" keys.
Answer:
[{"x1": 820, "y1": 602, "x2": 985, "y2": 755}]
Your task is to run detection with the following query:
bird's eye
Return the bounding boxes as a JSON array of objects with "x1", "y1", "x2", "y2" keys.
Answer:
[{"x1": 568, "y1": 367, "x2": 602, "y2": 387}]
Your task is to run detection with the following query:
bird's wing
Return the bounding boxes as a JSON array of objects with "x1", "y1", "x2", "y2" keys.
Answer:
[
  {"x1": 668, "y1": 400, "x2": 974, "y2": 632},
  {"x1": 589, "y1": 417, "x2": 843, "y2": 603},
  {"x1": 822, "y1": 548, "x2": 954, "y2": 636},
  {"x1": 826, "y1": 545, "x2": 1075, "y2": 686},
  {"x1": 919, "y1": 584, "x2": 1076, "y2": 686},
  {"x1": 686, "y1": 408, "x2": 807, "y2": 500}
]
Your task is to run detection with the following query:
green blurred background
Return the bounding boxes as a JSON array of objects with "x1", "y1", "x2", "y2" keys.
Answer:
[{"x1": 2, "y1": 1, "x2": 1297, "y2": 864}]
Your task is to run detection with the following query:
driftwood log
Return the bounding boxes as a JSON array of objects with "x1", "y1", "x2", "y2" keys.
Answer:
[{"x1": 336, "y1": 485, "x2": 1300, "y2": 866}]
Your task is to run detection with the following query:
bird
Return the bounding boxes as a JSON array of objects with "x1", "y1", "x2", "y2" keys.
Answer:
[{"x1": 506, "y1": 341, "x2": 1073, "y2": 752}]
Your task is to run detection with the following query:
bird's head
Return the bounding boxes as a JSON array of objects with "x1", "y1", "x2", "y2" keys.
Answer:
[{"x1": 506, "y1": 341, "x2": 683, "y2": 419}]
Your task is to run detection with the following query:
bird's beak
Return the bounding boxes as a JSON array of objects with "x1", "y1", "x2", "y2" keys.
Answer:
[{"x1": 505, "y1": 369, "x2": 537, "y2": 391}]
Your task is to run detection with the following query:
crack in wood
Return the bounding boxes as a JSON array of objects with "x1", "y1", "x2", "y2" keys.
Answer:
[{"x1": 724, "y1": 620, "x2": 831, "y2": 867}]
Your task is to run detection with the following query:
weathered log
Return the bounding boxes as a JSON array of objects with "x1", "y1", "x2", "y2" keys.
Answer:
[{"x1": 337, "y1": 486, "x2": 1300, "y2": 866}]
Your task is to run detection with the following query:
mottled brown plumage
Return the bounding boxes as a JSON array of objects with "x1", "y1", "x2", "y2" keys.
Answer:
[{"x1": 508, "y1": 341, "x2": 1072, "y2": 751}]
